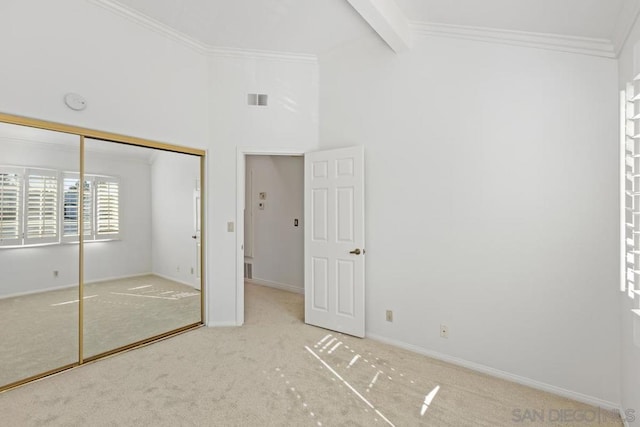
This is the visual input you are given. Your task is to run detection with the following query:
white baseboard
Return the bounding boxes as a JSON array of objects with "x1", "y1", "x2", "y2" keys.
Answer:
[
  {"x1": 151, "y1": 272, "x2": 199, "y2": 289},
  {"x1": 0, "y1": 283, "x2": 78, "y2": 300},
  {"x1": 366, "y1": 332, "x2": 620, "y2": 412},
  {"x1": 85, "y1": 272, "x2": 153, "y2": 285},
  {"x1": 620, "y1": 406, "x2": 632, "y2": 427},
  {"x1": 247, "y1": 278, "x2": 304, "y2": 295},
  {"x1": 207, "y1": 321, "x2": 238, "y2": 327},
  {"x1": 0, "y1": 272, "x2": 153, "y2": 300}
]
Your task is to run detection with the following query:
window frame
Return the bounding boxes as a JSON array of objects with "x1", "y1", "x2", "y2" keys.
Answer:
[{"x1": 0, "y1": 166, "x2": 120, "y2": 248}]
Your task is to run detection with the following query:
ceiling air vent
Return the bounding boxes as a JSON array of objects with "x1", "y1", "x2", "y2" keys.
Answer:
[{"x1": 247, "y1": 93, "x2": 268, "y2": 107}]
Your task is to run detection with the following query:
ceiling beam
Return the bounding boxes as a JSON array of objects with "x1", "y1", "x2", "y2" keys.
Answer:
[{"x1": 346, "y1": 0, "x2": 412, "y2": 53}]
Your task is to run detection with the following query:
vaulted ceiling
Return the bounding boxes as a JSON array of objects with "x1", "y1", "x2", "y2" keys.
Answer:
[{"x1": 105, "y1": 0, "x2": 635, "y2": 55}]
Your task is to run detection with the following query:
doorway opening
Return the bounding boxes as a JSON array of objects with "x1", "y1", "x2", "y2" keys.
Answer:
[
  {"x1": 236, "y1": 149, "x2": 305, "y2": 326},
  {"x1": 243, "y1": 155, "x2": 304, "y2": 295}
]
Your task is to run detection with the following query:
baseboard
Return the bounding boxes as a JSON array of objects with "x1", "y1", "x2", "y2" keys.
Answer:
[
  {"x1": 0, "y1": 283, "x2": 78, "y2": 300},
  {"x1": 365, "y1": 332, "x2": 620, "y2": 412},
  {"x1": 151, "y1": 272, "x2": 199, "y2": 289},
  {"x1": 207, "y1": 321, "x2": 238, "y2": 327},
  {"x1": 247, "y1": 278, "x2": 304, "y2": 295},
  {"x1": 620, "y1": 406, "x2": 632, "y2": 427},
  {"x1": 84, "y1": 272, "x2": 153, "y2": 285},
  {"x1": 0, "y1": 272, "x2": 153, "y2": 300}
]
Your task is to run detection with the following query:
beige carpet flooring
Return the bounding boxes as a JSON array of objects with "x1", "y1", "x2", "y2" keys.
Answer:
[
  {"x1": 0, "y1": 283, "x2": 622, "y2": 426},
  {"x1": 0, "y1": 274, "x2": 201, "y2": 387}
]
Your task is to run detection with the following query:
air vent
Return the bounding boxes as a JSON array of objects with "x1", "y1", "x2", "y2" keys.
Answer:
[
  {"x1": 244, "y1": 262, "x2": 253, "y2": 279},
  {"x1": 247, "y1": 93, "x2": 268, "y2": 107}
]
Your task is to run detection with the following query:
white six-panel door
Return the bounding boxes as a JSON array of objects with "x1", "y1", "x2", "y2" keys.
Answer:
[{"x1": 304, "y1": 146, "x2": 365, "y2": 337}]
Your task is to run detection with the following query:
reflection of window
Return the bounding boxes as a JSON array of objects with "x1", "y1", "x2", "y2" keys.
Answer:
[
  {"x1": 62, "y1": 174, "x2": 119, "y2": 242},
  {"x1": 62, "y1": 175, "x2": 92, "y2": 241},
  {"x1": 24, "y1": 170, "x2": 58, "y2": 244},
  {"x1": 0, "y1": 167, "x2": 120, "y2": 247},
  {"x1": 0, "y1": 169, "x2": 22, "y2": 246},
  {"x1": 96, "y1": 179, "x2": 119, "y2": 237}
]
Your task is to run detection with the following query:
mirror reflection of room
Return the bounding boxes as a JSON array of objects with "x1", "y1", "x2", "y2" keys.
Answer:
[
  {"x1": 82, "y1": 139, "x2": 202, "y2": 359},
  {"x1": 0, "y1": 122, "x2": 80, "y2": 387},
  {"x1": 0, "y1": 122, "x2": 203, "y2": 390}
]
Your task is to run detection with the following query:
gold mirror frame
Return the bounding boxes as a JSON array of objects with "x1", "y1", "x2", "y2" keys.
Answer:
[{"x1": 0, "y1": 113, "x2": 206, "y2": 392}]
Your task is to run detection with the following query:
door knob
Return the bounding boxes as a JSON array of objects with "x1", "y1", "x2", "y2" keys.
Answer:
[{"x1": 349, "y1": 248, "x2": 361, "y2": 255}]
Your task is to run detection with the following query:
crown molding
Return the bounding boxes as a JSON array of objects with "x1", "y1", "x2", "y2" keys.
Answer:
[
  {"x1": 88, "y1": 0, "x2": 318, "y2": 64},
  {"x1": 613, "y1": 0, "x2": 640, "y2": 56},
  {"x1": 411, "y1": 22, "x2": 616, "y2": 59}
]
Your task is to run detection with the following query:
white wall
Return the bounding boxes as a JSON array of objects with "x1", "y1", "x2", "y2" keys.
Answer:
[
  {"x1": 0, "y1": 0, "x2": 319, "y2": 326},
  {"x1": 319, "y1": 34, "x2": 620, "y2": 405},
  {"x1": 207, "y1": 54, "x2": 319, "y2": 324},
  {"x1": 0, "y1": 136, "x2": 152, "y2": 297},
  {"x1": 245, "y1": 155, "x2": 304, "y2": 292},
  {"x1": 618, "y1": 17, "x2": 640, "y2": 426},
  {"x1": 0, "y1": 0, "x2": 208, "y2": 298},
  {"x1": 150, "y1": 150, "x2": 200, "y2": 288}
]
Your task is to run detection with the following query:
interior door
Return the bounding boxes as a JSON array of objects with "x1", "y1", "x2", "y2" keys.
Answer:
[{"x1": 304, "y1": 146, "x2": 365, "y2": 337}]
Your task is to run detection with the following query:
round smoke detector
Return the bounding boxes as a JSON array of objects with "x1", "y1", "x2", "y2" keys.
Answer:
[{"x1": 64, "y1": 93, "x2": 87, "y2": 111}]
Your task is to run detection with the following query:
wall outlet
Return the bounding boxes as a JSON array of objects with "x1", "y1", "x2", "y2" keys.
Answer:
[
  {"x1": 386, "y1": 310, "x2": 393, "y2": 322},
  {"x1": 440, "y1": 324, "x2": 449, "y2": 339},
  {"x1": 53, "y1": 270, "x2": 59, "y2": 278},
  {"x1": 190, "y1": 267, "x2": 194, "y2": 275},
  {"x1": 176, "y1": 266, "x2": 180, "y2": 273}
]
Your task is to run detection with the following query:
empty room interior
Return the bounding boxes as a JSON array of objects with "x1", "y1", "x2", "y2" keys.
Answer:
[{"x1": 1, "y1": 0, "x2": 639, "y2": 425}]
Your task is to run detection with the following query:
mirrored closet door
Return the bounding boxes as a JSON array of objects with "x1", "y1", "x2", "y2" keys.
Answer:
[
  {"x1": 0, "y1": 122, "x2": 80, "y2": 387},
  {"x1": 0, "y1": 115, "x2": 205, "y2": 390},
  {"x1": 83, "y1": 139, "x2": 202, "y2": 359}
]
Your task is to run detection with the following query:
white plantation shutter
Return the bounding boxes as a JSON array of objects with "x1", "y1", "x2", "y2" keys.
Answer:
[
  {"x1": 622, "y1": 80, "x2": 640, "y2": 318},
  {"x1": 62, "y1": 175, "x2": 93, "y2": 241},
  {"x1": 0, "y1": 169, "x2": 22, "y2": 246},
  {"x1": 24, "y1": 170, "x2": 58, "y2": 244},
  {"x1": 95, "y1": 179, "x2": 119, "y2": 237}
]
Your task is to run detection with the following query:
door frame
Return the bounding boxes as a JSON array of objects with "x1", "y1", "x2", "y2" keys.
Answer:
[{"x1": 235, "y1": 147, "x2": 305, "y2": 326}]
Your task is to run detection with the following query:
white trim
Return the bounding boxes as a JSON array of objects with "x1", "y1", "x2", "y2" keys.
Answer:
[
  {"x1": 236, "y1": 147, "x2": 306, "y2": 327},
  {"x1": 613, "y1": 0, "x2": 640, "y2": 56},
  {"x1": 84, "y1": 272, "x2": 153, "y2": 285},
  {"x1": 247, "y1": 278, "x2": 304, "y2": 295},
  {"x1": 411, "y1": 22, "x2": 616, "y2": 59},
  {"x1": 207, "y1": 321, "x2": 238, "y2": 327},
  {"x1": 0, "y1": 272, "x2": 153, "y2": 300},
  {"x1": 0, "y1": 283, "x2": 77, "y2": 300},
  {"x1": 620, "y1": 406, "x2": 631, "y2": 427},
  {"x1": 88, "y1": 0, "x2": 208, "y2": 54},
  {"x1": 89, "y1": 0, "x2": 317, "y2": 64},
  {"x1": 152, "y1": 272, "x2": 197, "y2": 289},
  {"x1": 366, "y1": 332, "x2": 621, "y2": 412}
]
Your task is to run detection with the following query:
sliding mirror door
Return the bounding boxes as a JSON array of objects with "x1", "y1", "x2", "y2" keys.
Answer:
[
  {"x1": 0, "y1": 122, "x2": 80, "y2": 387},
  {"x1": 82, "y1": 139, "x2": 202, "y2": 359}
]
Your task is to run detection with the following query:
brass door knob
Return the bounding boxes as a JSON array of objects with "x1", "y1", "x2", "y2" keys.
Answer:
[{"x1": 349, "y1": 248, "x2": 361, "y2": 255}]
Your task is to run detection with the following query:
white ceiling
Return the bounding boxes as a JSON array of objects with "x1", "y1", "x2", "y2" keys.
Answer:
[
  {"x1": 113, "y1": 0, "x2": 375, "y2": 54},
  {"x1": 110, "y1": 0, "x2": 627, "y2": 54}
]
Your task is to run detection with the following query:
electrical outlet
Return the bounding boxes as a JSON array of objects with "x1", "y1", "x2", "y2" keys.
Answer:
[
  {"x1": 190, "y1": 267, "x2": 194, "y2": 275},
  {"x1": 53, "y1": 270, "x2": 59, "y2": 278},
  {"x1": 440, "y1": 324, "x2": 449, "y2": 339},
  {"x1": 386, "y1": 310, "x2": 393, "y2": 322},
  {"x1": 176, "y1": 266, "x2": 180, "y2": 273}
]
